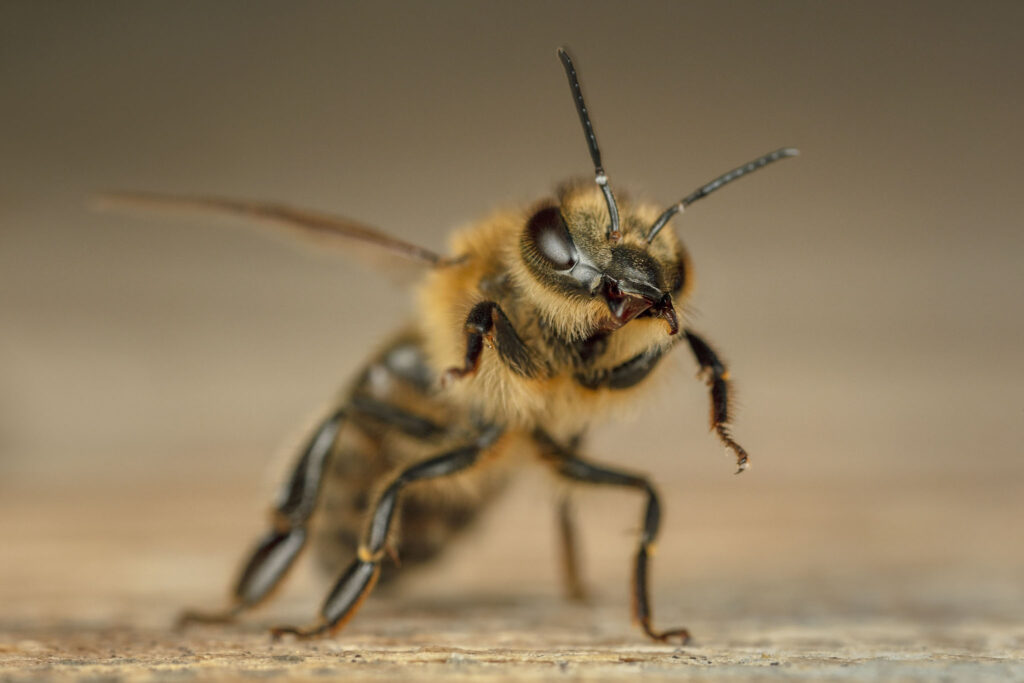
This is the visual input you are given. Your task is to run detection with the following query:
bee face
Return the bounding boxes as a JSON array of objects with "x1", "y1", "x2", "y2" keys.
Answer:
[
  {"x1": 512, "y1": 48, "x2": 794, "y2": 345},
  {"x1": 519, "y1": 183, "x2": 688, "y2": 336}
]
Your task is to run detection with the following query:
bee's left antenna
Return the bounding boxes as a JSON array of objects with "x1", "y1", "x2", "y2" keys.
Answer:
[
  {"x1": 646, "y1": 147, "x2": 800, "y2": 243},
  {"x1": 557, "y1": 46, "x2": 621, "y2": 242}
]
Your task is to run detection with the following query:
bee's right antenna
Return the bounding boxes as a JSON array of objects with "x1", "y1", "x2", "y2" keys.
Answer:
[
  {"x1": 646, "y1": 147, "x2": 800, "y2": 243},
  {"x1": 557, "y1": 47, "x2": 622, "y2": 242}
]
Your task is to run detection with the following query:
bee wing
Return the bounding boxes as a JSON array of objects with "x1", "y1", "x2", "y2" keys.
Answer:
[{"x1": 95, "y1": 191, "x2": 455, "y2": 278}]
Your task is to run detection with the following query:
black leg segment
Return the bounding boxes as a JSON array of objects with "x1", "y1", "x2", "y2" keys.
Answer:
[
  {"x1": 349, "y1": 394, "x2": 445, "y2": 440},
  {"x1": 575, "y1": 345, "x2": 669, "y2": 390},
  {"x1": 557, "y1": 495, "x2": 588, "y2": 601},
  {"x1": 536, "y1": 431, "x2": 690, "y2": 644},
  {"x1": 444, "y1": 301, "x2": 540, "y2": 384},
  {"x1": 272, "y1": 424, "x2": 504, "y2": 639},
  {"x1": 177, "y1": 407, "x2": 345, "y2": 628},
  {"x1": 684, "y1": 329, "x2": 749, "y2": 473}
]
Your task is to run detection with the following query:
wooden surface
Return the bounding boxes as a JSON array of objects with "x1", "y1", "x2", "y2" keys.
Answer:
[
  {"x1": 3, "y1": 601, "x2": 1022, "y2": 681},
  {"x1": 3, "y1": 478, "x2": 1022, "y2": 681}
]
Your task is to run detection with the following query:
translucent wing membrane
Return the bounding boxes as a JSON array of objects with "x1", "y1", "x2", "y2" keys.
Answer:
[{"x1": 95, "y1": 192, "x2": 451, "y2": 267}]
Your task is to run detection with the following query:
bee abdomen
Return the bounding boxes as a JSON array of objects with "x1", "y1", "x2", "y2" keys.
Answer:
[
  {"x1": 312, "y1": 331, "x2": 507, "y2": 584},
  {"x1": 313, "y1": 441, "x2": 497, "y2": 585}
]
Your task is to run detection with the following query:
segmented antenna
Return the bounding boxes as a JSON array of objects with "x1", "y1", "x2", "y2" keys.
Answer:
[
  {"x1": 646, "y1": 147, "x2": 800, "y2": 243},
  {"x1": 557, "y1": 47, "x2": 621, "y2": 241}
]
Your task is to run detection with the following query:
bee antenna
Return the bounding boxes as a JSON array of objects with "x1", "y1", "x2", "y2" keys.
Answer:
[
  {"x1": 646, "y1": 147, "x2": 800, "y2": 243},
  {"x1": 557, "y1": 46, "x2": 621, "y2": 242}
]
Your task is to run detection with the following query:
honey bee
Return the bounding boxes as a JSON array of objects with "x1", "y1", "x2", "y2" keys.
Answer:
[{"x1": 102, "y1": 47, "x2": 797, "y2": 643}]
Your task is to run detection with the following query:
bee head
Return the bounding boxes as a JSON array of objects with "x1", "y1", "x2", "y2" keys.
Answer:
[
  {"x1": 519, "y1": 184, "x2": 688, "y2": 337},
  {"x1": 521, "y1": 47, "x2": 798, "y2": 340}
]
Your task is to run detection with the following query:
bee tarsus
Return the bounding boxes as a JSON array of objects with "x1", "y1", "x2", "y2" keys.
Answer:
[
  {"x1": 537, "y1": 430, "x2": 691, "y2": 643},
  {"x1": 684, "y1": 329, "x2": 750, "y2": 473},
  {"x1": 270, "y1": 426, "x2": 503, "y2": 639},
  {"x1": 177, "y1": 408, "x2": 346, "y2": 628}
]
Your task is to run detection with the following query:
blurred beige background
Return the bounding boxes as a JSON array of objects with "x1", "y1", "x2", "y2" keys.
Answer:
[{"x1": 1, "y1": 1, "x2": 1023, "y2": 673}]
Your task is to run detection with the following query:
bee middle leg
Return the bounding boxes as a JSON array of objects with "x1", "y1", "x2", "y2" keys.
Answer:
[
  {"x1": 176, "y1": 407, "x2": 346, "y2": 628},
  {"x1": 537, "y1": 431, "x2": 690, "y2": 644},
  {"x1": 270, "y1": 424, "x2": 504, "y2": 639}
]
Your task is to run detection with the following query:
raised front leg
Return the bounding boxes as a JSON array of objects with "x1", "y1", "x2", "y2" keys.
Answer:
[
  {"x1": 271, "y1": 425, "x2": 504, "y2": 639},
  {"x1": 684, "y1": 329, "x2": 749, "y2": 474},
  {"x1": 178, "y1": 407, "x2": 346, "y2": 628},
  {"x1": 536, "y1": 431, "x2": 690, "y2": 644},
  {"x1": 443, "y1": 300, "x2": 540, "y2": 384}
]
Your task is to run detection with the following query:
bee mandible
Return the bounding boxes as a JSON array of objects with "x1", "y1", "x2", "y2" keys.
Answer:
[{"x1": 102, "y1": 47, "x2": 797, "y2": 643}]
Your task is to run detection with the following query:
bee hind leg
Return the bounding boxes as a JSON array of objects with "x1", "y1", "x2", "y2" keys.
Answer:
[
  {"x1": 537, "y1": 431, "x2": 690, "y2": 644},
  {"x1": 271, "y1": 424, "x2": 504, "y2": 640},
  {"x1": 177, "y1": 407, "x2": 346, "y2": 629},
  {"x1": 557, "y1": 495, "x2": 588, "y2": 602}
]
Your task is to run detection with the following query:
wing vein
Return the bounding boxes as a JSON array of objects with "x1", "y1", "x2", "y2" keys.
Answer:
[{"x1": 95, "y1": 191, "x2": 449, "y2": 267}]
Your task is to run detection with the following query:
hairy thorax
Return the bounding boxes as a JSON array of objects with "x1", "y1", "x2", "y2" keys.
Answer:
[{"x1": 417, "y1": 206, "x2": 684, "y2": 438}]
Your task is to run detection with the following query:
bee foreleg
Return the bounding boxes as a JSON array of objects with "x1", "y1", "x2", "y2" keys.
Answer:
[
  {"x1": 683, "y1": 329, "x2": 749, "y2": 474},
  {"x1": 443, "y1": 301, "x2": 539, "y2": 385},
  {"x1": 271, "y1": 424, "x2": 504, "y2": 639},
  {"x1": 537, "y1": 431, "x2": 690, "y2": 644},
  {"x1": 177, "y1": 407, "x2": 346, "y2": 629}
]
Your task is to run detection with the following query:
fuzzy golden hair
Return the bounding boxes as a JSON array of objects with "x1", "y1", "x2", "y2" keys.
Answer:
[{"x1": 416, "y1": 183, "x2": 692, "y2": 436}]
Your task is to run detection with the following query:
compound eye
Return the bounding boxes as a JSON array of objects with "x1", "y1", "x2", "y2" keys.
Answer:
[{"x1": 526, "y1": 206, "x2": 578, "y2": 271}]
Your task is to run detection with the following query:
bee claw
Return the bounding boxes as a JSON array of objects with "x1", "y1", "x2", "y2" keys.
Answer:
[
  {"x1": 726, "y1": 445, "x2": 748, "y2": 474},
  {"x1": 645, "y1": 626, "x2": 692, "y2": 645},
  {"x1": 175, "y1": 606, "x2": 240, "y2": 630},
  {"x1": 730, "y1": 445, "x2": 749, "y2": 474},
  {"x1": 270, "y1": 623, "x2": 326, "y2": 641},
  {"x1": 673, "y1": 629, "x2": 693, "y2": 645}
]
